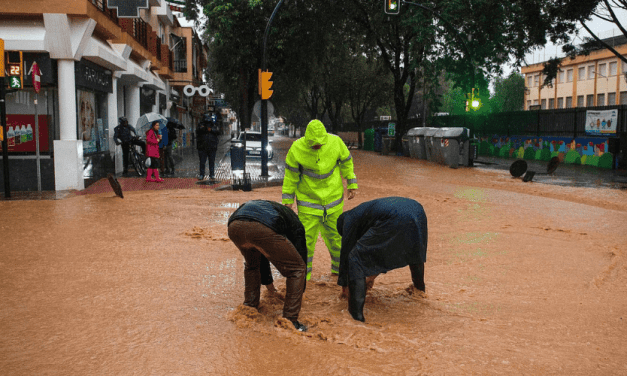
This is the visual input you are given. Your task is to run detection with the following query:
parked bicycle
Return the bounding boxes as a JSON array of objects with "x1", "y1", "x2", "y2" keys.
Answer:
[{"x1": 129, "y1": 136, "x2": 147, "y2": 176}]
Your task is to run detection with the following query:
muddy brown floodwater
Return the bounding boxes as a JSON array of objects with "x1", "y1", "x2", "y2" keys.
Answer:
[{"x1": 1, "y1": 147, "x2": 626, "y2": 375}]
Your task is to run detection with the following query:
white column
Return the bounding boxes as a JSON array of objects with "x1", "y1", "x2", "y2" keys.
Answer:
[
  {"x1": 108, "y1": 77, "x2": 121, "y2": 172},
  {"x1": 54, "y1": 59, "x2": 84, "y2": 191},
  {"x1": 58, "y1": 60, "x2": 77, "y2": 140},
  {"x1": 126, "y1": 84, "x2": 140, "y2": 130}
]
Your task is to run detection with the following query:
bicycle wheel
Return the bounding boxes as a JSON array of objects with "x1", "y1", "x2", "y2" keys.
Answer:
[{"x1": 131, "y1": 148, "x2": 146, "y2": 176}]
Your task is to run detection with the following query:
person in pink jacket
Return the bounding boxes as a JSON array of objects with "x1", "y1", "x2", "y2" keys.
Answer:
[{"x1": 146, "y1": 121, "x2": 164, "y2": 182}]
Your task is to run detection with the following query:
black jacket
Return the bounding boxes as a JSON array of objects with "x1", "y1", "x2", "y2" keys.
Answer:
[
  {"x1": 336, "y1": 197, "x2": 428, "y2": 286},
  {"x1": 228, "y1": 200, "x2": 308, "y2": 264},
  {"x1": 166, "y1": 124, "x2": 178, "y2": 146},
  {"x1": 113, "y1": 124, "x2": 138, "y2": 144},
  {"x1": 196, "y1": 121, "x2": 220, "y2": 151}
]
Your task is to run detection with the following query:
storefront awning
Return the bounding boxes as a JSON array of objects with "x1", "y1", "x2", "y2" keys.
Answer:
[
  {"x1": 0, "y1": 20, "x2": 46, "y2": 51},
  {"x1": 142, "y1": 71, "x2": 166, "y2": 91},
  {"x1": 118, "y1": 58, "x2": 152, "y2": 85},
  {"x1": 82, "y1": 37, "x2": 127, "y2": 72}
]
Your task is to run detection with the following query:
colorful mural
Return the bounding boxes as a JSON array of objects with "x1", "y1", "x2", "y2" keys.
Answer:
[{"x1": 477, "y1": 135, "x2": 615, "y2": 169}]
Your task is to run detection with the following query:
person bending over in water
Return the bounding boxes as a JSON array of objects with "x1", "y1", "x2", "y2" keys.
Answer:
[
  {"x1": 336, "y1": 197, "x2": 428, "y2": 322},
  {"x1": 227, "y1": 200, "x2": 309, "y2": 331}
]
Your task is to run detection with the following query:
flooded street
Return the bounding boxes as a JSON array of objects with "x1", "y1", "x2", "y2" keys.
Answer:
[{"x1": 1, "y1": 141, "x2": 627, "y2": 375}]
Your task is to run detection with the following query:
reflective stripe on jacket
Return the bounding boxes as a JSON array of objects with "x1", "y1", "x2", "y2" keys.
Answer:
[{"x1": 282, "y1": 120, "x2": 358, "y2": 216}]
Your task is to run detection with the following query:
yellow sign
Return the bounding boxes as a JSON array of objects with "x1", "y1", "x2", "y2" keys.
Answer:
[
  {"x1": 258, "y1": 69, "x2": 273, "y2": 100},
  {"x1": 0, "y1": 126, "x2": 3, "y2": 142},
  {"x1": 0, "y1": 39, "x2": 4, "y2": 78}
]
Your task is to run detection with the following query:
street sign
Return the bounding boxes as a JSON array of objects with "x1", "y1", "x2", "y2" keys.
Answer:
[
  {"x1": 31, "y1": 62, "x2": 41, "y2": 93},
  {"x1": 388, "y1": 122, "x2": 395, "y2": 136}
]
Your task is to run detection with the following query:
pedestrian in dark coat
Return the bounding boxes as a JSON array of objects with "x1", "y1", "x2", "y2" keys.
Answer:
[
  {"x1": 196, "y1": 114, "x2": 220, "y2": 179},
  {"x1": 336, "y1": 197, "x2": 428, "y2": 322},
  {"x1": 227, "y1": 200, "x2": 308, "y2": 331}
]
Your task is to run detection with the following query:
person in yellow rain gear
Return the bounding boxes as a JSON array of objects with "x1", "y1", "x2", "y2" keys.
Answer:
[{"x1": 282, "y1": 119, "x2": 358, "y2": 280}]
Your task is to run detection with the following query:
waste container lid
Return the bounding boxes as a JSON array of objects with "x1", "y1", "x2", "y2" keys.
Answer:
[
  {"x1": 509, "y1": 159, "x2": 528, "y2": 178},
  {"x1": 425, "y1": 128, "x2": 439, "y2": 137},
  {"x1": 435, "y1": 127, "x2": 469, "y2": 139},
  {"x1": 407, "y1": 127, "x2": 429, "y2": 136}
]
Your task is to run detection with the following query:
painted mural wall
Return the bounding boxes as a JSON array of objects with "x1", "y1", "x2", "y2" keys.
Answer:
[{"x1": 477, "y1": 135, "x2": 614, "y2": 169}]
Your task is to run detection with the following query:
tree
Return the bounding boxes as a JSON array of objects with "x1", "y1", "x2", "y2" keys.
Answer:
[
  {"x1": 490, "y1": 72, "x2": 525, "y2": 112},
  {"x1": 541, "y1": 1, "x2": 627, "y2": 85}
]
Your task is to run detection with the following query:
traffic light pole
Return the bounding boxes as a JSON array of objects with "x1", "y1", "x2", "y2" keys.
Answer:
[{"x1": 260, "y1": 0, "x2": 288, "y2": 177}]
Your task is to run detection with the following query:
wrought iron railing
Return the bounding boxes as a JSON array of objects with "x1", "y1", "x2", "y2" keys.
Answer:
[
  {"x1": 90, "y1": 0, "x2": 119, "y2": 23},
  {"x1": 174, "y1": 60, "x2": 188, "y2": 73}
]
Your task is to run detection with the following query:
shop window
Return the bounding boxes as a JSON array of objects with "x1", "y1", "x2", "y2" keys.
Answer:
[
  {"x1": 608, "y1": 92, "x2": 616, "y2": 105},
  {"x1": 577, "y1": 95, "x2": 584, "y2": 107},
  {"x1": 77, "y1": 89, "x2": 109, "y2": 154}
]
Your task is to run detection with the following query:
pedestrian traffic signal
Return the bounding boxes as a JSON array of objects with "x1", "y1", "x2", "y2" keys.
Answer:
[
  {"x1": 6, "y1": 50, "x2": 23, "y2": 89},
  {"x1": 258, "y1": 69, "x2": 273, "y2": 100},
  {"x1": 384, "y1": 0, "x2": 400, "y2": 15}
]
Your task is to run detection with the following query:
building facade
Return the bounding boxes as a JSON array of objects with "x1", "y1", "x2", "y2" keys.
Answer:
[
  {"x1": 522, "y1": 37, "x2": 627, "y2": 110},
  {"x1": 0, "y1": 0, "x2": 209, "y2": 192}
]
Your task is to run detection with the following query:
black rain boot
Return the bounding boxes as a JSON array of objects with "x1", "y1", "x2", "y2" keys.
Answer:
[{"x1": 348, "y1": 278, "x2": 366, "y2": 322}]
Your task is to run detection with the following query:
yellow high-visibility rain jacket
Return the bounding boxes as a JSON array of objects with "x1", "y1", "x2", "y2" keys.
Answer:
[{"x1": 282, "y1": 120, "x2": 358, "y2": 216}]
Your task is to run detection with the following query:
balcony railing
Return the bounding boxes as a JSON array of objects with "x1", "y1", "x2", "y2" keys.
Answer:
[
  {"x1": 174, "y1": 60, "x2": 188, "y2": 73},
  {"x1": 91, "y1": 0, "x2": 118, "y2": 23},
  {"x1": 119, "y1": 18, "x2": 150, "y2": 50}
]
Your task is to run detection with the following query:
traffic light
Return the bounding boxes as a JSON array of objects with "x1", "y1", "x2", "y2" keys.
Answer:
[
  {"x1": 6, "y1": 50, "x2": 23, "y2": 89},
  {"x1": 466, "y1": 88, "x2": 482, "y2": 111},
  {"x1": 384, "y1": 0, "x2": 400, "y2": 15},
  {"x1": 258, "y1": 69, "x2": 273, "y2": 100}
]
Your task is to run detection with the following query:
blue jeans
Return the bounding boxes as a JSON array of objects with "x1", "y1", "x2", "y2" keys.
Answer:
[{"x1": 198, "y1": 148, "x2": 217, "y2": 176}]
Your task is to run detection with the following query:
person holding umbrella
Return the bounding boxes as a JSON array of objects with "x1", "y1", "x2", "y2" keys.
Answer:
[
  {"x1": 196, "y1": 114, "x2": 220, "y2": 180},
  {"x1": 164, "y1": 118, "x2": 184, "y2": 175},
  {"x1": 145, "y1": 121, "x2": 165, "y2": 183}
]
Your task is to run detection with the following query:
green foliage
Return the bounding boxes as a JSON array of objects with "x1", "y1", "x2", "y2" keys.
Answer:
[
  {"x1": 489, "y1": 72, "x2": 525, "y2": 113},
  {"x1": 599, "y1": 152, "x2": 614, "y2": 169},
  {"x1": 564, "y1": 150, "x2": 581, "y2": 165},
  {"x1": 492, "y1": 146, "x2": 500, "y2": 156},
  {"x1": 479, "y1": 141, "x2": 491, "y2": 156},
  {"x1": 539, "y1": 148, "x2": 552, "y2": 161},
  {"x1": 516, "y1": 147, "x2": 524, "y2": 159}
]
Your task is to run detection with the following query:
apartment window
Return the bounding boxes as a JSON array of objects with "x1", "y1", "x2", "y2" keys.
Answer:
[
  {"x1": 588, "y1": 65, "x2": 595, "y2": 79},
  {"x1": 534, "y1": 75, "x2": 539, "y2": 87},
  {"x1": 557, "y1": 97, "x2": 564, "y2": 108},
  {"x1": 586, "y1": 94, "x2": 594, "y2": 107},
  {"x1": 558, "y1": 70, "x2": 564, "y2": 83},
  {"x1": 608, "y1": 92, "x2": 616, "y2": 105},
  {"x1": 609, "y1": 61, "x2": 617, "y2": 76},
  {"x1": 527, "y1": 75, "x2": 533, "y2": 87},
  {"x1": 599, "y1": 63, "x2": 607, "y2": 78},
  {"x1": 578, "y1": 66, "x2": 586, "y2": 81},
  {"x1": 567, "y1": 69, "x2": 573, "y2": 82},
  {"x1": 533, "y1": 99, "x2": 539, "y2": 105},
  {"x1": 623, "y1": 61, "x2": 627, "y2": 75},
  {"x1": 527, "y1": 100, "x2": 531, "y2": 110},
  {"x1": 597, "y1": 93, "x2": 605, "y2": 106},
  {"x1": 541, "y1": 99, "x2": 547, "y2": 109},
  {"x1": 549, "y1": 98, "x2": 555, "y2": 109},
  {"x1": 577, "y1": 95, "x2": 584, "y2": 107},
  {"x1": 566, "y1": 97, "x2": 573, "y2": 108},
  {"x1": 621, "y1": 91, "x2": 627, "y2": 105}
]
